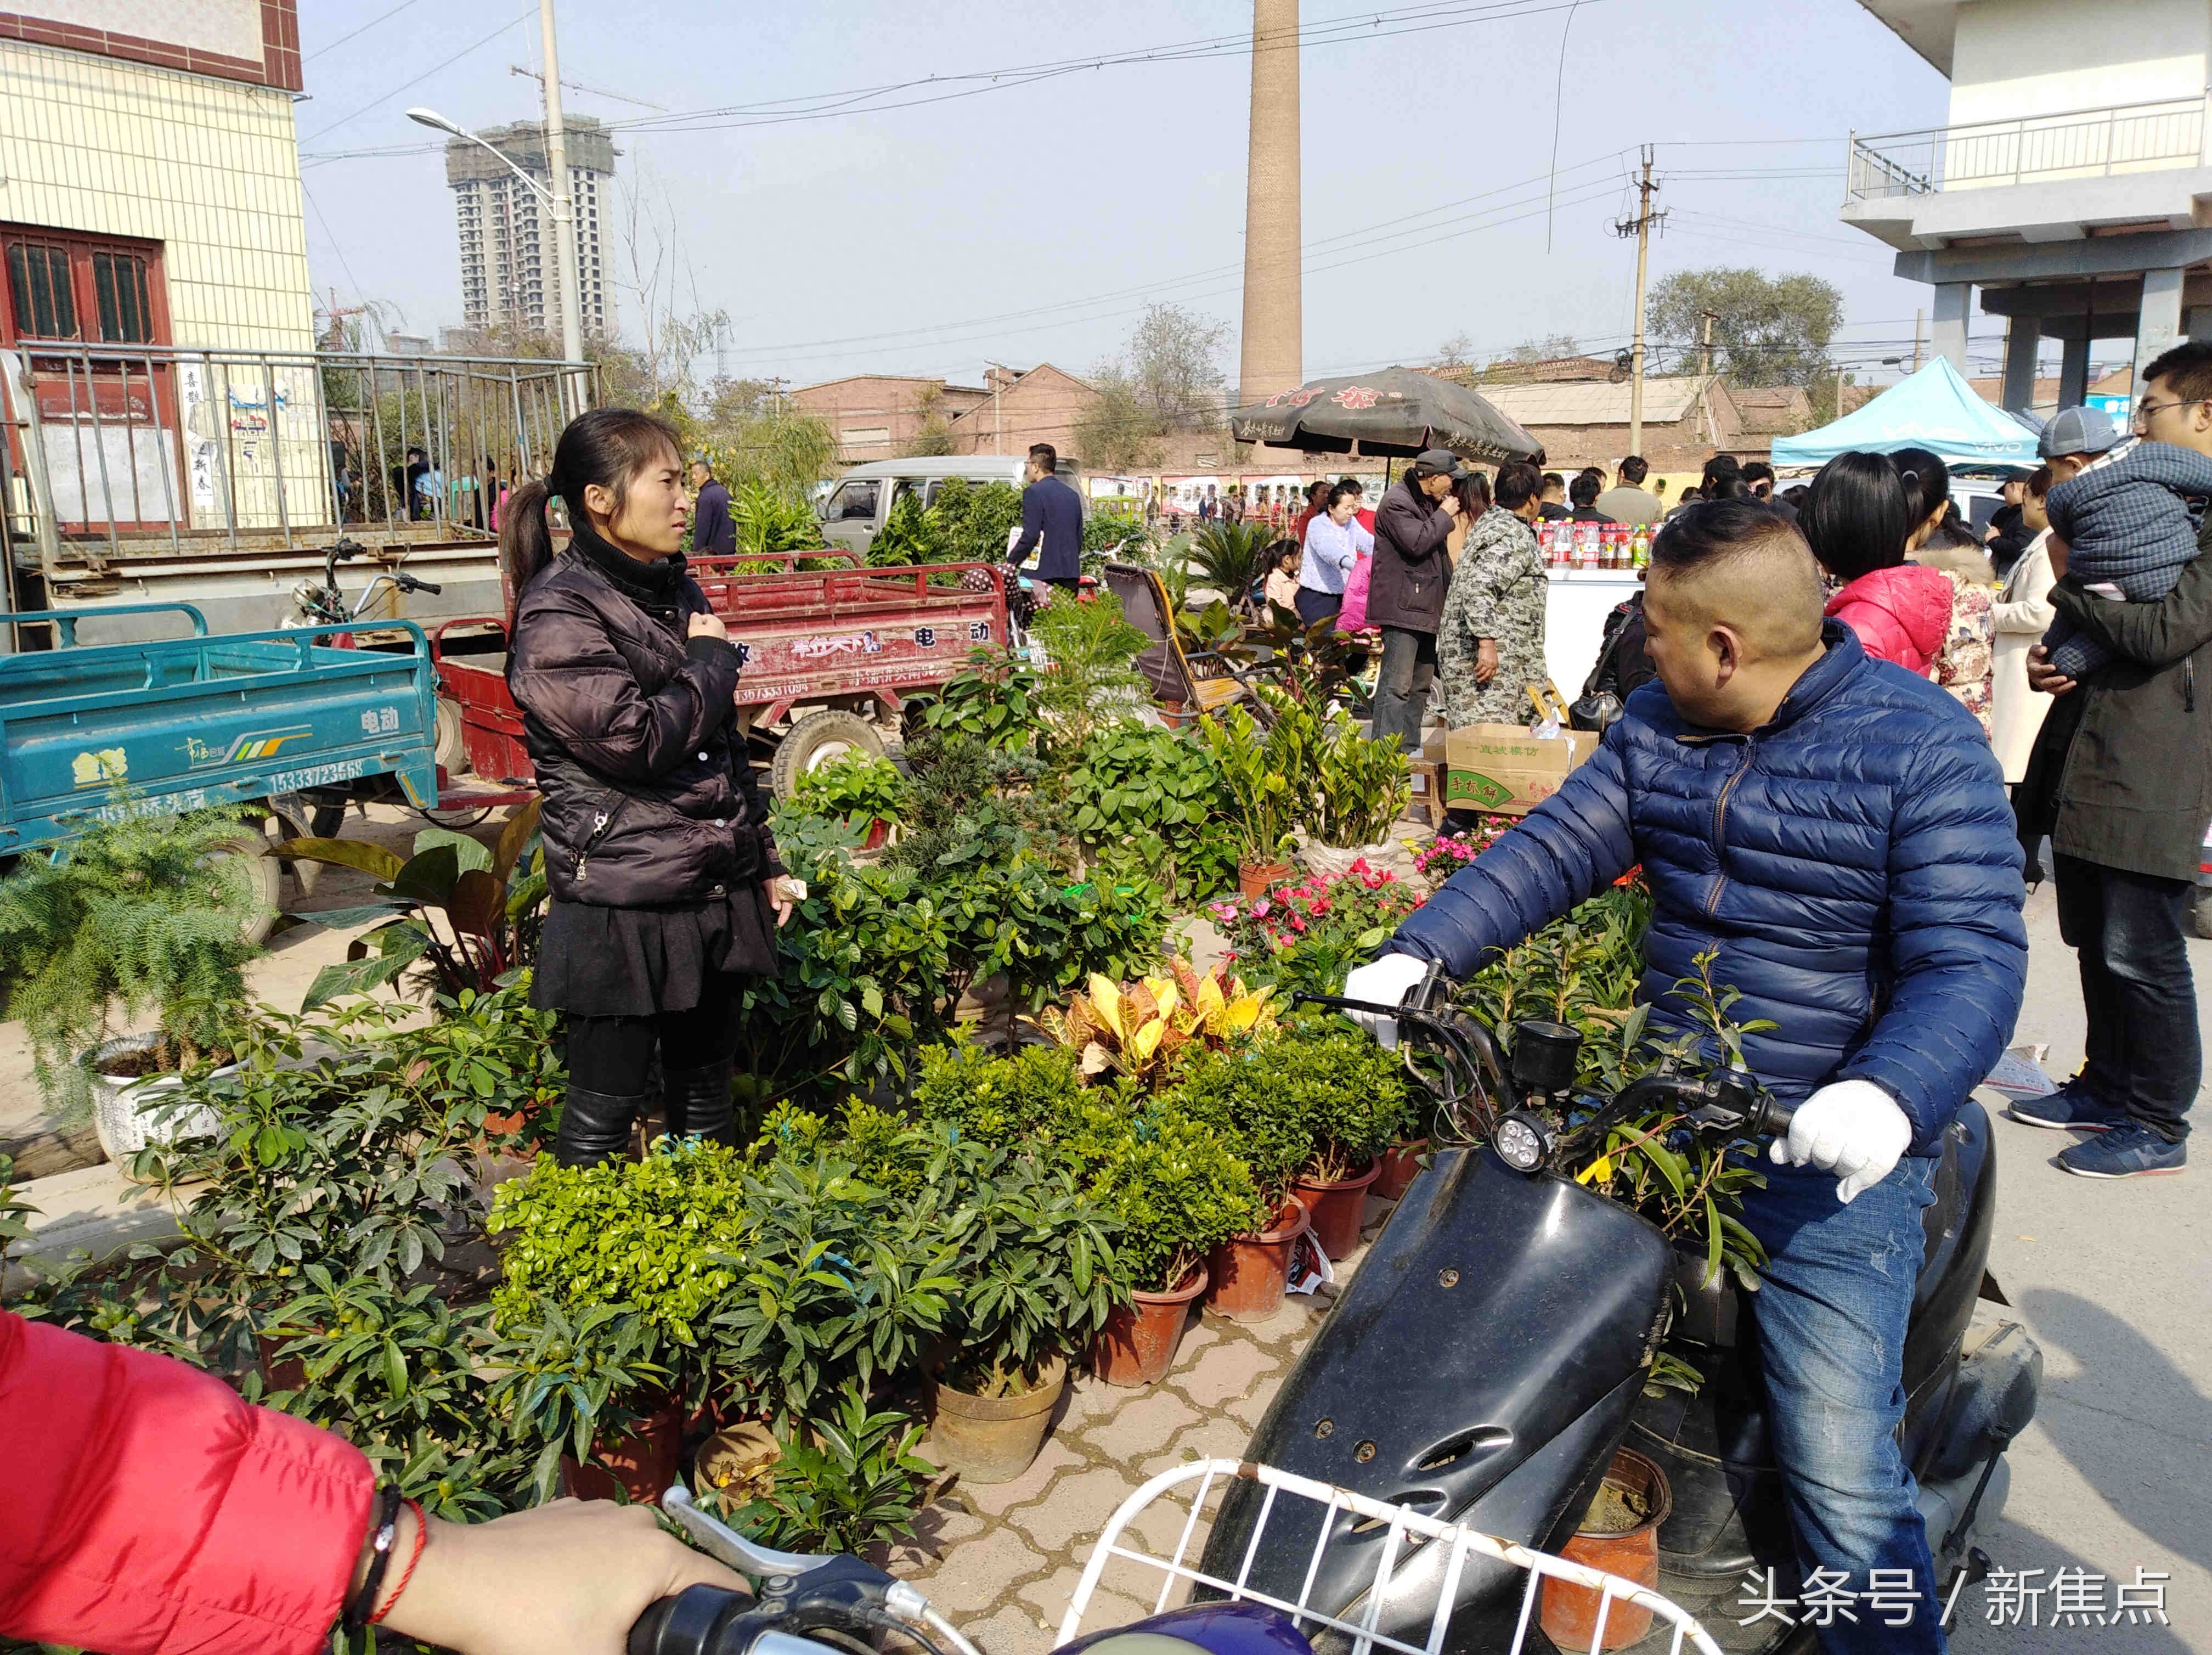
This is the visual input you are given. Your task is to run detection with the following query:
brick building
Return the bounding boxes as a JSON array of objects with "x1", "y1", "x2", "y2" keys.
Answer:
[
  {"x1": 1477, "y1": 376, "x2": 1751, "y2": 471},
  {"x1": 795, "y1": 364, "x2": 1101, "y2": 467}
]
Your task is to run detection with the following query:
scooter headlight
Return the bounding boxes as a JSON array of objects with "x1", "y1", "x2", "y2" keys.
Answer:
[{"x1": 1493, "y1": 1111, "x2": 1551, "y2": 1173}]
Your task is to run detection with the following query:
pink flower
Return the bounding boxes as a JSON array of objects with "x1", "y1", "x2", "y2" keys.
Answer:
[
  {"x1": 1290, "y1": 916, "x2": 1306, "y2": 932},
  {"x1": 1252, "y1": 898, "x2": 1271, "y2": 918}
]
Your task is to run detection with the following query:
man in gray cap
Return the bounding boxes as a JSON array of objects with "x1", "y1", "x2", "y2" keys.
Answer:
[{"x1": 1368, "y1": 448, "x2": 1468, "y2": 752}]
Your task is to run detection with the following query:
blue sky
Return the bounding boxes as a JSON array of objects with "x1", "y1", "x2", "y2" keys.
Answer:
[{"x1": 295, "y1": 1, "x2": 1983, "y2": 392}]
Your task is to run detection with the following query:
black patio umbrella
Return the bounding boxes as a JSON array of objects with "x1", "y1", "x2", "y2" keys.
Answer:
[{"x1": 1227, "y1": 367, "x2": 1541, "y2": 463}]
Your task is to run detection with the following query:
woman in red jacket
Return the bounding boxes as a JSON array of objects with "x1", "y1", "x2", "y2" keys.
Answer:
[
  {"x1": 0, "y1": 1310, "x2": 742, "y2": 1655},
  {"x1": 1799, "y1": 450, "x2": 1953, "y2": 675}
]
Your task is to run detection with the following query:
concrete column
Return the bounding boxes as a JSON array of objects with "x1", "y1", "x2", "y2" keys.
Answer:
[
  {"x1": 2058, "y1": 334, "x2": 2091, "y2": 407},
  {"x1": 1930, "y1": 283, "x2": 1972, "y2": 370},
  {"x1": 2000, "y1": 317, "x2": 2040, "y2": 412},
  {"x1": 2187, "y1": 305, "x2": 2212, "y2": 343},
  {"x1": 2134, "y1": 266, "x2": 2186, "y2": 393},
  {"x1": 1237, "y1": 0, "x2": 1302, "y2": 410}
]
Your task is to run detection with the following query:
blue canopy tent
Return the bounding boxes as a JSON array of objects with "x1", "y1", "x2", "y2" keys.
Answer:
[{"x1": 1771, "y1": 358, "x2": 2042, "y2": 475}]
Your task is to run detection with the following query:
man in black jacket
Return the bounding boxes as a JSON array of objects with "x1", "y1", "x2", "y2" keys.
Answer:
[
  {"x1": 689, "y1": 458, "x2": 735, "y2": 558},
  {"x1": 2018, "y1": 340, "x2": 2212, "y2": 1178},
  {"x1": 1368, "y1": 448, "x2": 1466, "y2": 752},
  {"x1": 1012, "y1": 442, "x2": 1084, "y2": 588},
  {"x1": 1981, "y1": 475, "x2": 2033, "y2": 577}
]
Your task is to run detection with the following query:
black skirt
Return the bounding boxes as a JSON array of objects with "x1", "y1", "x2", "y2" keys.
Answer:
[{"x1": 532, "y1": 888, "x2": 780, "y2": 1019}]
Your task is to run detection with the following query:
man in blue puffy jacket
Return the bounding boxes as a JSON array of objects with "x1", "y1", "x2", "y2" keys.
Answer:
[{"x1": 1347, "y1": 499, "x2": 2027, "y2": 1655}]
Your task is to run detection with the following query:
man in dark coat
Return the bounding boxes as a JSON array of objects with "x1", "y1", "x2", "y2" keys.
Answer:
[
  {"x1": 1348, "y1": 501, "x2": 2027, "y2": 1655},
  {"x1": 2017, "y1": 340, "x2": 2212, "y2": 1176},
  {"x1": 689, "y1": 458, "x2": 736, "y2": 558},
  {"x1": 1368, "y1": 448, "x2": 1466, "y2": 752},
  {"x1": 1012, "y1": 442, "x2": 1084, "y2": 588}
]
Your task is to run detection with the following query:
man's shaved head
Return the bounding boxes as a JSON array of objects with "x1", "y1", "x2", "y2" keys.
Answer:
[
  {"x1": 1643, "y1": 500, "x2": 1830, "y2": 731},
  {"x1": 1648, "y1": 500, "x2": 1825, "y2": 657}
]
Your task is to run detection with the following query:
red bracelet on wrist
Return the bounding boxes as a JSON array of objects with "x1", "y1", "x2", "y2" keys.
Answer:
[{"x1": 368, "y1": 1499, "x2": 428, "y2": 1625}]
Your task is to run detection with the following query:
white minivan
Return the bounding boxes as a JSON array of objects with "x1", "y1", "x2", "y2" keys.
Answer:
[{"x1": 816, "y1": 455, "x2": 1082, "y2": 557}]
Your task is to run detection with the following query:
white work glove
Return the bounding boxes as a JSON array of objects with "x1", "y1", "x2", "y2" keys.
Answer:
[
  {"x1": 1341, "y1": 953, "x2": 1434, "y2": 1050},
  {"x1": 1769, "y1": 1079, "x2": 1914, "y2": 1204}
]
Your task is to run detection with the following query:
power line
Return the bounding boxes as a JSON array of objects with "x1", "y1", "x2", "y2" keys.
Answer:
[
  {"x1": 299, "y1": 5, "x2": 537, "y2": 144},
  {"x1": 305, "y1": 0, "x2": 430, "y2": 63},
  {"x1": 300, "y1": 0, "x2": 1610, "y2": 163}
]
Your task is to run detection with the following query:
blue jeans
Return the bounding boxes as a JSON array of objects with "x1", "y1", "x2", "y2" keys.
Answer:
[{"x1": 1740, "y1": 1157, "x2": 1943, "y2": 1655}]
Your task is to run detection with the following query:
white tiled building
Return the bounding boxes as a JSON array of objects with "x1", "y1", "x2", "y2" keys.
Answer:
[
  {"x1": 0, "y1": 0, "x2": 323, "y2": 532},
  {"x1": 446, "y1": 117, "x2": 616, "y2": 341}
]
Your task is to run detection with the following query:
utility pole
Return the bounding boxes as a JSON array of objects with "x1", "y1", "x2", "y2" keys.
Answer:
[
  {"x1": 1612, "y1": 146, "x2": 1666, "y2": 458},
  {"x1": 1911, "y1": 309, "x2": 1925, "y2": 373},
  {"x1": 1835, "y1": 359, "x2": 1846, "y2": 422},
  {"x1": 1698, "y1": 310, "x2": 1717, "y2": 379},
  {"x1": 537, "y1": 0, "x2": 585, "y2": 418},
  {"x1": 986, "y1": 362, "x2": 1007, "y2": 455}
]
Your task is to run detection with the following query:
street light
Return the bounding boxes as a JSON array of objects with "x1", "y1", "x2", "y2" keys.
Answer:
[{"x1": 408, "y1": 104, "x2": 584, "y2": 408}]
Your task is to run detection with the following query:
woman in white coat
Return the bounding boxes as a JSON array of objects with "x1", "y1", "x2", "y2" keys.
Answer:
[{"x1": 1990, "y1": 466, "x2": 2057, "y2": 786}]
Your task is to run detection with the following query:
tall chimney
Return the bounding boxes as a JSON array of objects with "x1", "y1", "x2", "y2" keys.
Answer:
[{"x1": 1237, "y1": 0, "x2": 1302, "y2": 409}]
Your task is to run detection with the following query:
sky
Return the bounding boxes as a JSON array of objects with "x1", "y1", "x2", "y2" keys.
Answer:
[{"x1": 293, "y1": 0, "x2": 2017, "y2": 399}]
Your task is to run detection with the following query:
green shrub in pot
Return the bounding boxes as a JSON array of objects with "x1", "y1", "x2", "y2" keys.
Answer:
[
  {"x1": 1165, "y1": 1020, "x2": 1413, "y2": 1195},
  {"x1": 791, "y1": 751, "x2": 909, "y2": 828},
  {"x1": 1061, "y1": 1099, "x2": 1268, "y2": 1293},
  {"x1": 912, "y1": 1037, "x2": 1087, "y2": 1146},
  {"x1": 0, "y1": 805, "x2": 266, "y2": 1106},
  {"x1": 702, "y1": 1147, "x2": 961, "y2": 1425},
  {"x1": 482, "y1": 1298, "x2": 671, "y2": 1505},
  {"x1": 1059, "y1": 720, "x2": 1239, "y2": 902},
  {"x1": 936, "y1": 1141, "x2": 1129, "y2": 1398},
  {"x1": 704, "y1": 1385, "x2": 936, "y2": 1555}
]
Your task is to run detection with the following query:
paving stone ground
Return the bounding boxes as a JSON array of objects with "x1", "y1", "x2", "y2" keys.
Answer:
[{"x1": 893, "y1": 1196, "x2": 1392, "y2": 1655}]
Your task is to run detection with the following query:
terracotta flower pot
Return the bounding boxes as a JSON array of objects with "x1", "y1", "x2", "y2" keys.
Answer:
[
  {"x1": 693, "y1": 1420, "x2": 782, "y2": 1506},
  {"x1": 1539, "y1": 1448, "x2": 1672, "y2": 1653},
  {"x1": 1237, "y1": 859, "x2": 1294, "y2": 900},
  {"x1": 562, "y1": 1395, "x2": 685, "y2": 1506},
  {"x1": 255, "y1": 1330, "x2": 309, "y2": 1396},
  {"x1": 928, "y1": 1355, "x2": 1068, "y2": 1483},
  {"x1": 1205, "y1": 1197, "x2": 1310, "y2": 1324},
  {"x1": 862, "y1": 818, "x2": 892, "y2": 851},
  {"x1": 1090, "y1": 1265, "x2": 1208, "y2": 1388},
  {"x1": 1294, "y1": 1159, "x2": 1381, "y2": 1260},
  {"x1": 1373, "y1": 1139, "x2": 1430, "y2": 1203}
]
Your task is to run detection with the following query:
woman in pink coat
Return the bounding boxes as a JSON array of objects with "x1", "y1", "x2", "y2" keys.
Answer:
[{"x1": 1799, "y1": 451, "x2": 1954, "y2": 674}]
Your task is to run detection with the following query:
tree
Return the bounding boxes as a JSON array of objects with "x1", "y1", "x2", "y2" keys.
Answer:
[
  {"x1": 1125, "y1": 303, "x2": 1230, "y2": 430},
  {"x1": 1504, "y1": 333, "x2": 1580, "y2": 365},
  {"x1": 1649, "y1": 267, "x2": 1844, "y2": 387},
  {"x1": 1074, "y1": 369, "x2": 1165, "y2": 473},
  {"x1": 903, "y1": 383, "x2": 958, "y2": 457}
]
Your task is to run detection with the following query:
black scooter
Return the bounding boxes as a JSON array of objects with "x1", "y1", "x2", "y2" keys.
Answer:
[{"x1": 1200, "y1": 981, "x2": 2042, "y2": 1654}]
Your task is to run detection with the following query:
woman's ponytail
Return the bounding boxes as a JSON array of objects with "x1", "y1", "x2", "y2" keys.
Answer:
[{"x1": 498, "y1": 478, "x2": 555, "y2": 626}]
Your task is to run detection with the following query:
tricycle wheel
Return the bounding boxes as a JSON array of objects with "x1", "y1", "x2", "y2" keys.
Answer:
[
  {"x1": 435, "y1": 697, "x2": 471, "y2": 779},
  {"x1": 214, "y1": 830, "x2": 283, "y2": 947},
  {"x1": 771, "y1": 708, "x2": 886, "y2": 800}
]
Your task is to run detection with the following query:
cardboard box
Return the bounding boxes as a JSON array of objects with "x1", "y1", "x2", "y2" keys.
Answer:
[{"x1": 1429, "y1": 723, "x2": 1599, "y2": 817}]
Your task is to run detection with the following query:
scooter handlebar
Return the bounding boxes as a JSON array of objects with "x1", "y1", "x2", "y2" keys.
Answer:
[{"x1": 629, "y1": 1589, "x2": 842, "y2": 1655}]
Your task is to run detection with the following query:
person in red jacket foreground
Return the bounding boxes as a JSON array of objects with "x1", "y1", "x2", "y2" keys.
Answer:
[
  {"x1": 0, "y1": 1309, "x2": 744, "y2": 1655},
  {"x1": 1797, "y1": 451, "x2": 1954, "y2": 674}
]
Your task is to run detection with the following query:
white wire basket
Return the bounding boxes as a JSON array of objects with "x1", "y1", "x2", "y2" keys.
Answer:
[{"x1": 1058, "y1": 1459, "x2": 1723, "y2": 1655}]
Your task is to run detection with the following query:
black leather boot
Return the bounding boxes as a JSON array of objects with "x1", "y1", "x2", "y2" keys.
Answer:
[
  {"x1": 554, "y1": 1085, "x2": 648, "y2": 1167},
  {"x1": 662, "y1": 1059, "x2": 737, "y2": 1146}
]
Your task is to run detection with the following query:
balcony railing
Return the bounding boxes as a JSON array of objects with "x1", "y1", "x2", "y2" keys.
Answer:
[
  {"x1": 1847, "y1": 95, "x2": 2208, "y2": 202},
  {"x1": 0, "y1": 342, "x2": 595, "y2": 566}
]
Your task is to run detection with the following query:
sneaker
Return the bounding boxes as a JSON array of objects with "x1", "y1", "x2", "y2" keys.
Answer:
[
  {"x1": 2009, "y1": 1080, "x2": 2126, "y2": 1133},
  {"x1": 2056, "y1": 1122, "x2": 2187, "y2": 1178}
]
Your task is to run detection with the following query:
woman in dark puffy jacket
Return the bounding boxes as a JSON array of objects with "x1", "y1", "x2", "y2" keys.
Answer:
[{"x1": 501, "y1": 409, "x2": 799, "y2": 1167}]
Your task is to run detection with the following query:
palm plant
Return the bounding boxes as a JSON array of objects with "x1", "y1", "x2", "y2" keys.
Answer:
[{"x1": 1187, "y1": 521, "x2": 1271, "y2": 612}]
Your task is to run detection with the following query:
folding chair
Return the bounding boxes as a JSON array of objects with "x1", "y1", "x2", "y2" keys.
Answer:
[{"x1": 1102, "y1": 561, "x2": 1262, "y2": 722}]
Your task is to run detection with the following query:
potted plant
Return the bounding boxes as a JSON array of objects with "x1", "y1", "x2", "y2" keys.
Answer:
[
  {"x1": 1164, "y1": 1043, "x2": 1318, "y2": 1323},
  {"x1": 1068, "y1": 1102, "x2": 1267, "y2": 1386},
  {"x1": 483, "y1": 1298, "x2": 674, "y2": 1505},
  {"x1": 1277, "y1": 1022, "x2": 1414, "y2": 1259},
  {"x1": 1039, "y1": 961, "x2": 1276, "y2": 1091},
  {"x1": 791, "y1": 750, "x2": 910, "y2": 850},
  {"x1": 0, "y1": 807, "x2": 270, "y2": 1165},
  {"x1": 1306, "y1": 712, "x2": 1413, "y2": 862},
  {"x1": 701, "y1": 1386, "x2": 936, "y2": 1556},
  {"x1": 1198, "y1": 705, "x2": 1300, "y2": 898},
  {"x1": 1539, "y1": 1447, "x2": 1672, "y2": 1652},
  {"x1": 930, "y1": 1143, "x2": 1127, "y2": 1481}
]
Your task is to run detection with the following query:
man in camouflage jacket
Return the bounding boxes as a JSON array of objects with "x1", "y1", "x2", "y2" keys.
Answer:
[{"x1": 1438, "y1": 461, "x2": 1550, "y2": 728}]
